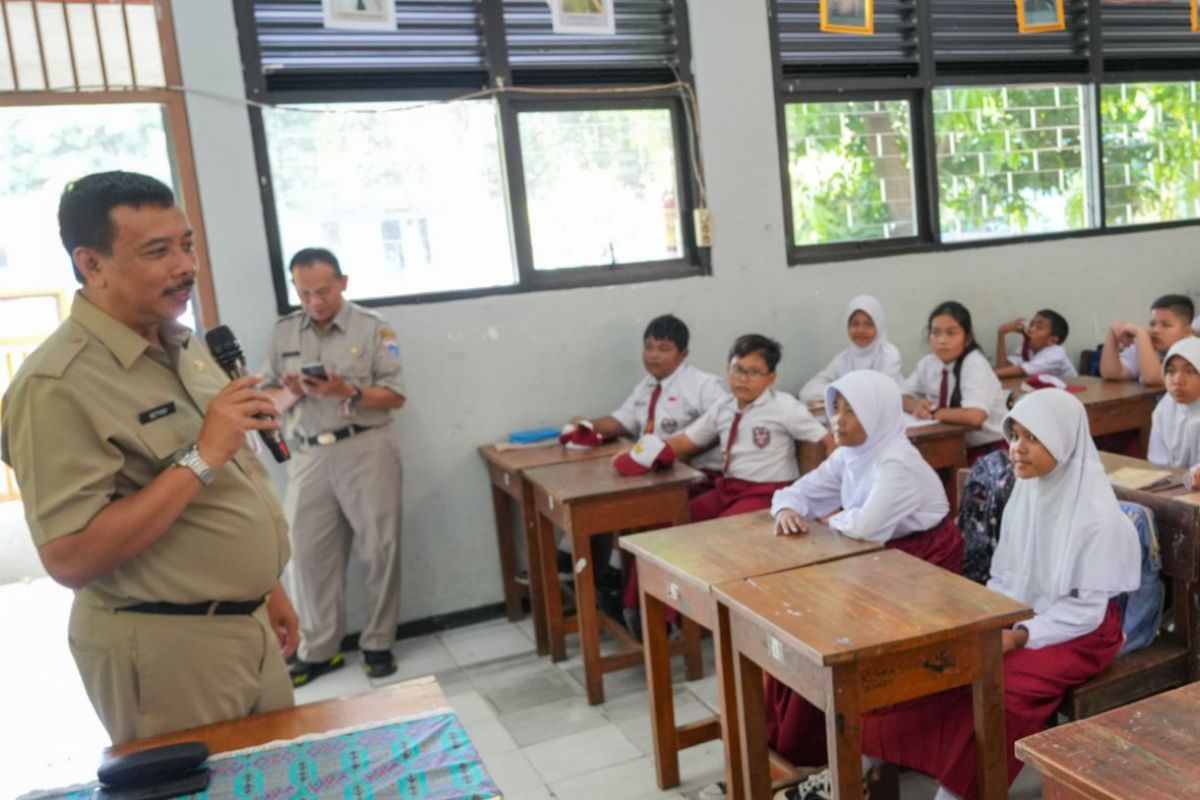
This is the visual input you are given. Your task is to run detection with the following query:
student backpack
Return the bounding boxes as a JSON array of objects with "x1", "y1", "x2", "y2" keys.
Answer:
[
  {"x1": 957, "y1": 450, "x2": 1015, "y2": 585},
  {"x1": 1115, "y1": 501, "x2": 1165, "y2": 656}
]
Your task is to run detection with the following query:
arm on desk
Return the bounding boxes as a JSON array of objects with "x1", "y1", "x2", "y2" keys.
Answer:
[
  {"x1": 933, "y1": 406, "x2": 986, "y2": 427},
  {"x1": 571, "y1": 415, "x2": 630, "y2": 439}
]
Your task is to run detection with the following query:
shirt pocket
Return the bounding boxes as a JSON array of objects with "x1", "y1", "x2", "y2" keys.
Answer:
[{"x1": 136, "y1": 416, "x2": 192, "y2": 463}]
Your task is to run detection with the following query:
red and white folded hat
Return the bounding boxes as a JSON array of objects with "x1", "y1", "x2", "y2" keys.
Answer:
[
  {"x1": 1023, "y1": 374, "x2": 1085, "y2": 393},
  {"x1": 612, "y1": 434, "x2": 676, "y2": 476},
  {"x1": 560, "y1": 420, "x2": 606, "y2": 450}
]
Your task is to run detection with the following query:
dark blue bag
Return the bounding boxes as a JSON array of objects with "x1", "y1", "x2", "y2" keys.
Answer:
[{"x1": 1116, "y1": 501, "x2": 1165, "y2": 656}]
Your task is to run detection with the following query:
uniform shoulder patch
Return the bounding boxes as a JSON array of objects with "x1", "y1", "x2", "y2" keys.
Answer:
[
  {"x1": 24, "y1": 321, "x2": 88, "y2": 379},
  {"x1": 380, "y1": 327, "x2": 397, "y2": 340}
]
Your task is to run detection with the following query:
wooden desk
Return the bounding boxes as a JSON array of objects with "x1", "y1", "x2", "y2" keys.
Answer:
[
  {"x1": 110, "y1": 675, "x2": 446, "y2": 757},
  {"x1": 717, "y1": 549, "x2": 1031, "y2": 800},
  {"x1": 1015, "y1": 681, "x2": 1200, "y2": 799},
  {"x1": 620, "y1": 512, "x2": 882, "y2": 799},
  {"x1": 1003, "y1": 375, "x2": 1163, "y2": 452},
  {"x1": 525, "y1": 457, "x2": 703, "y2": 705},
  {"x1": 478, "y1": 440, "x2": 627, "y2": 654}
]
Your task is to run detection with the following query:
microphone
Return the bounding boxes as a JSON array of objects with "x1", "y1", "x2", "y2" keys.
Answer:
[{"x1": 204, "y1": 325, "x2": 291, "y2": 463}]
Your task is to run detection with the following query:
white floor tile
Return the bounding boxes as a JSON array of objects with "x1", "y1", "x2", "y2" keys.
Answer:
[
  {"x1": 441, "y1": 622, "x2": 536, "y2": 667},
  {"x1": 460, "y1": 715, "x2": 519, "y2": 761},
  {"x1": 478, "y1": 750, "x2": 553, "y2": 800},
  {"x1": 523, "y1": 723, "x2": 642, "y2": 783},
  {"x1": 498, "y1": 694, "x2": 608, "y2": 747},
  {"x1": 466, "y1": 654, "x2": 583, "y2": 714},
  {"x1": 447, "y1": 689, "x2": 500, "y2": 724},
  {"x1": 546, "y1": 756, "x2": 686, "y2": 800},
  {"x1": 390, "y1": 633, "x2": 458, "y2": 680}
]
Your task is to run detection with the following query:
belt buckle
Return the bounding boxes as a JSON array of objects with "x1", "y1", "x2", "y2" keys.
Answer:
[
  {"x1": 316, "y1": 431, "x2": 337, "y2": 446},
  {"x1": 206, "y1": 601, "x2": 220, "y2": 616}
]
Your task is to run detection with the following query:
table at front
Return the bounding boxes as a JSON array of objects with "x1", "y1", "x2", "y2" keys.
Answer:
[
  {"x1": 717, "y1": 549, "x2": 1031, "y2": 800},
  {"x1": 478, "y1": 439, "x2": 628, "y2": 655},
  {"x1": 524, "y1": 457, "x2": 703, "y2": 705},
  {"x1": 1003, "y1": 375, "x2": 1163, "y2": 452},
  {"x1": 1015, "y1": 681, "x2": 1200, "y2": 799},
  {"x1": 110, "y1": 675, "x2": 448, "y2": 757},
  {"x1": 620, "y1": 511, "x2": 882, "y2": 800}
]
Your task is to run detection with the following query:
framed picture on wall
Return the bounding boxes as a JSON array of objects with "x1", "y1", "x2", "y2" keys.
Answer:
[
  {"x1": 1017, "y1": 0, "x2": 1067, "y2": 33},
  {"x1": 820, "y1": 0, "x2": 875, "y2": 36},
  {"x1": 550, "y1": 0, "x2": 617, "y2": 35},
  {"x1": 321, "y1": 0, "x2": 397, "y2": 31}
]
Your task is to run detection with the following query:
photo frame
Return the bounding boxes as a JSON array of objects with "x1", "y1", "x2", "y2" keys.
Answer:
[
  {"x1": 820, "y1": 0, "x2": 875, "y2": 35},
  {"x1": 321, "y1": 0, "x2": 397, "y2": 32},
  {"x1": 1016, "y1": 0, "x2": 1067, "y2": 34},
  {"x1": 550, "y1": 0, "x2": 617, "y2": 36}
]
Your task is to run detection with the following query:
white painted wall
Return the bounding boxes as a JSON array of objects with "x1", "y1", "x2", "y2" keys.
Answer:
[{"x1": 172, "y1": 1, "x2": 1199, "y2": 625}]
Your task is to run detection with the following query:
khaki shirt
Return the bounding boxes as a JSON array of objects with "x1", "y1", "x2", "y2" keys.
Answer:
[
  {"x1": 0, "y1": 294, "x2": 289, "y2": 610},
  {"x1": 262, "y1": 301, "x2": 406, "y2": 437}
]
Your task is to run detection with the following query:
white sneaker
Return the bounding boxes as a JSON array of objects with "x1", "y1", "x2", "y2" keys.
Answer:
[
  {"x1": 773, "y1": 767, "x2": 870, "y2": 800},
  {"x1": 697, "y1": 782, "x2": 726, "y2": 799}
]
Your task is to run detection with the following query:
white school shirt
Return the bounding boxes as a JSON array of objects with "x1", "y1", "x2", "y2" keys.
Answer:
[
  {"x1": 1006, "y1": 343, "x2": 1077, "y2": 379},
  {"x1": 901, "y1": 350, "x2": 1007, "y2": 448},
  {"x1": 799, "y1": 343, "x2": 904, "y2": 403},
  {"x1": 1147, "y1": 338, "x2": 1200, "y2": 468},
  {"x1": 1118, "y1": 341, "x2": 1143, "y2": 382},
  {"x1": 683, "y1": 389, "x2": 828, "y2": 483},
  {"x1": 611, "y1": 363, "x2": 727, "y2": 471},
  {"x1": 986, "y1": 576, "x2": 1111, "y2": 649},
  {"x1": 769, "y1": 433, "x2": 948, "y2": 542}
]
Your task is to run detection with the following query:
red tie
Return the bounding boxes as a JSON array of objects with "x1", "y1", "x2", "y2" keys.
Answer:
[
  {"x1": 722, "y1": 411, "x2": 742, "y2": 474},
  {"x1": 644, "y1": 382, "x2": 662, "y2": 435},
  {"x1": 1021, "y1": 336, "x2": 1031, "y2": 361},
  {"x1": 938, "y1": 368, "x2": 949, "y2": 409}
]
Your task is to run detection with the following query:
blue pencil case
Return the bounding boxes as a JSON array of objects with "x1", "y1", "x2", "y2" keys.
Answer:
[{"x1": 509, "y1": 426, "x2": 561, "y2": 444}]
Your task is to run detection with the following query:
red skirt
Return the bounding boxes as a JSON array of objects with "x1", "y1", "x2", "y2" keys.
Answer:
[
  {"x1": 861, "y1": 600, "x2": 1124, "y2": 799},
  {"x1": 623, "y1": 476, "x2": 791, "y2": 610},
  {"x1": 765, "y1": 516, "x2": 965, "y2": 766}
]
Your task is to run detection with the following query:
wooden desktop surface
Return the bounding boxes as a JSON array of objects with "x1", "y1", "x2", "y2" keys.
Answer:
[
  {"x1": 1002, "y1": 375, "x2": 1163, "y2": 407},
  {"x1": 523, "y1": 456, "x2": 702, "y2": 504},
  {"x1": 478, "y1": 439, "x2": 628, "y2": 474},
  {"x1": 1015, "y1": 681, "x2": 1200, "y2": 799},
  {"x1": 109, "y1": 676, "x2": 446, "y2": 758}
]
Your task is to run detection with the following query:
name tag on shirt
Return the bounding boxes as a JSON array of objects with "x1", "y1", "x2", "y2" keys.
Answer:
[
  {"x1": 282, "y1": 350, "x2": 301, "y2": 358},
  {"x1": 138, "y1": 402, "x2": 177, "y2": 424}
]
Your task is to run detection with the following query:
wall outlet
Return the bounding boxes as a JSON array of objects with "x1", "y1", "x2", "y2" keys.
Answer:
[{"x1": 694, "y1": 207, "x2": 713, "y2": 247}]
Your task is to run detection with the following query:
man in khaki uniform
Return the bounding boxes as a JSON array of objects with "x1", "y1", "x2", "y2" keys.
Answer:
[
  {"x1": 263, "y1": 248, "x2": 406, "y2": 685},
  {"x1": 0, "y1": 171, "x2": 298, "y2": 745}
]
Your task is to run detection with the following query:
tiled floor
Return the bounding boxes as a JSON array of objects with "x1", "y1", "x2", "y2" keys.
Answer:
[{"x1": 3, "y1": 577, "x2": 1041, "y2": 799}]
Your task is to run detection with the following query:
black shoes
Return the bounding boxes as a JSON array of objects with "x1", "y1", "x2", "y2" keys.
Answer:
[
  {"x1": 362, "y1": 648, "x2": 398, "y2": 679},
  {"x1": 289, "y1": 653, "x2": 345, "y2": 687}
]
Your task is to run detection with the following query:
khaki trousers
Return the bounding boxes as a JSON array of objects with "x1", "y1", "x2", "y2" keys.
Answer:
[
  {"x1": 284, "y1": 425, "x2": 403, "y2": 661},
  {"x1": 68, "y1": 598, "x2": 293, "y2": 746}
]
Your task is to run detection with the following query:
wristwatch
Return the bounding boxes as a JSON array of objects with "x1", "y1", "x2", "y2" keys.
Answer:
[
  {"x1": 347, "y1": 383, "x2": 364, "y2": 408},
  {"x1": 173, "y1": 445, "x2": 216, "y2": 486}
]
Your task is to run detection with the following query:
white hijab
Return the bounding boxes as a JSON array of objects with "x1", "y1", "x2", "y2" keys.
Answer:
[
  {"x1": 991, "y1": 390, "x2": 1140, "y2": 614},
  {"x1": 1152, "y1": 337, "x2": 1200, "y2": 467},
  {"x1": 844, "y1": 295, "x2": 892, "y2": 372},
  {"x1": 825, "y1": 370, "x2": 922, "y2": 511}
]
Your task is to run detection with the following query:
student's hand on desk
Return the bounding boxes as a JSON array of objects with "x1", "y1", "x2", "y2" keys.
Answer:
[
  {"x1": 912, "y1": 399, "x2": 934, "y2": 420},
  {"x1": 1002, "y1": 627, "x2": 1029, "y2": 653},
  {"x1": 301, "y1": 371, "x2": 354, "y2": 398},
  {"x1": 774, "y1": 509, "x2": 808, "y2": 536}
]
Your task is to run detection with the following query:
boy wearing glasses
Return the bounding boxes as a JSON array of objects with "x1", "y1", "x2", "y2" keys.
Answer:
[{"x1": 661, "y1": 334, "x2": 833, "y2": 522}]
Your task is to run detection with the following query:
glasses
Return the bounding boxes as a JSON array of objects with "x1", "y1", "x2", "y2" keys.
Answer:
[{"x1": 729, "y1": 364, "x2": 769, "y2": 379}]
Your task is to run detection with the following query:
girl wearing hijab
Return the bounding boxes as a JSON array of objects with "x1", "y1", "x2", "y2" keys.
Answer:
[
  {"x1": 857, "y1": 389, "x2": 1140, "y2": 800},
  {"x1": 1148, "y1": 337, "x2": 1200, "y2": 489},
  {"x1": 799, "y1": 295, "x2": 903, "y2": 404},
  {"x1": 765, "y1": 370, "x2": 961, "y2": 768}
]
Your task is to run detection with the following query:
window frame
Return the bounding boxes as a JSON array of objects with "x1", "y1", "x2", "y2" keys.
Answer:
[
  {"x1": 770, "y1": 0, "x2": 1200, "y2": 266},
  {"x1": 235, "y1": 0, "x2": 707, "y2": 312}
]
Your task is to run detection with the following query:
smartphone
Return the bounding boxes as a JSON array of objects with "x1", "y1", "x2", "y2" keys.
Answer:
[{"x1": 300, "y1": 362, "x2": 328, "y2": 381}]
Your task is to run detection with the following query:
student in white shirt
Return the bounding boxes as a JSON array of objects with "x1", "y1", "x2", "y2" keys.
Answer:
[
  {"x1": 653, "y1": 334, "x2": 833, "y2": 521},
  {"x1": 860, "y1": 389, "x2": 1139, "y2": 800},
  {"x1": 763, "y1": 370, "x2": 960, "y2": 769},
  {"x1": 994, "y1": 308, "x2": 1077, "y2": 380},
  {"x1": 902, "y1": 301, "x2": 1008, "y2": 461},
  {"x1": 1148, "y1": 337, "x2": 1200, "y2": 488},
  {"x1": 798, "y1": 295, "x2": 903, "y2": 403},
  {"x1": 569, "y1": 313, "x2": 726, "y2": 473},
  {"x1": 1100, "y1": 294, "x2": 1196, "y2": 387}
]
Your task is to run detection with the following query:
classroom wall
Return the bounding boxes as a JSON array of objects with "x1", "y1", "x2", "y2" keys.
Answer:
[{"x1": 173, "y1": 1, "x2": 1199, "y2": 626}]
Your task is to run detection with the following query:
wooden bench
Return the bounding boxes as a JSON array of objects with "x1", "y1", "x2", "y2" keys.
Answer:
[{"x1": 955, "y1": 465, "x2": 1200, "y2": 722}]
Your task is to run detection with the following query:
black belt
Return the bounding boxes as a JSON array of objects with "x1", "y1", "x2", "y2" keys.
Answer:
[
  {"x1": 117, "y1": 599, "x2": 265, "y2": 616},
  {"x1": 300, "y1": 424, "x2": 378, "y2": 447}
]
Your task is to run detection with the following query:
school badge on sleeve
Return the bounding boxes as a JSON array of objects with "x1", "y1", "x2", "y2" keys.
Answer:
[
  {"x1": 380, "y1": 328, "x2": 401, "y2": 357},
  {"x1": 752, "y1": 426, "x2": 771, "y2": 448}
]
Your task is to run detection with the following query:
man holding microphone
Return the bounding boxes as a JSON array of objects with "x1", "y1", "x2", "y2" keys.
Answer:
[{"x1": 1, "y1": 171, "x2": 297, "y2": 745}]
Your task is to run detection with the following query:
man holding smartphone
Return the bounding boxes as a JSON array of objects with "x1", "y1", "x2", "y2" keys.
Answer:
[{"x1": 263, "y1": 247, "x2": 406, "y2": 685}]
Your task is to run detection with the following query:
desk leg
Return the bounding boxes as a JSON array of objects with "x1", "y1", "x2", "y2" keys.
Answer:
[
  {"x1": 642, "y1": 588, "x2": 679, "y2": 789},
  {"x1": 827, "y1": 663, "x2": 864, "y2": 800},
  {"x1": 491, "y1": 485, "x2": 523, "y2": 623},
  {"x1": 973, "y1": 630, "x2": 1008, "y2": 800},
  {"x1": 573, "y1": 528, "x2": 606, "y2": 705},
  {"x1": 734, "y1": 650, "x2": 771, "y2": 800},
  {"x1": 521, "y1": 492, "x2": 549, "y2": 656},
  {"x1": 682, "y1": 616, "x2": 704, "y2": 681},
  {"x1": 537, "y1": 511, "x2": 567, "y2": 663},
  {"x1": 716, "y1": 603, "x2": 746, "y2": 800}
]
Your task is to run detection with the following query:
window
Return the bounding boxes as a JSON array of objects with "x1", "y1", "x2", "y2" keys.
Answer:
[
  {"x1": 771, "y1": 0, "x2": 1200, "y2": 263},
  {"x1": 783, "y1": 99, "x2": 916, "y2": 247},
  {"x1": 238, "y1": 0, "x2": 702, "y2": 307},
  {"x1": 1102, "y1": 81, "x2": 1200, "y2": 227},
  {"x1": 934, "y1": 85, "x2": 1092, "y2": 242}
]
